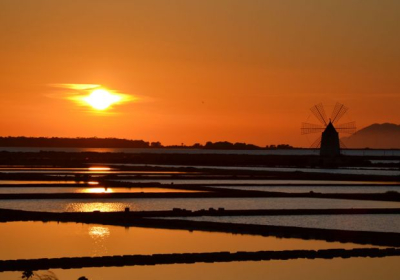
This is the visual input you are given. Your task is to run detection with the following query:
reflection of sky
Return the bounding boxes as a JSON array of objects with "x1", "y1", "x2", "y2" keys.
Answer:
[
  {"x1": 0, "y1": 166, "x2": 191, "y2": 175},
  {"x1": 88, "y1": 167, "x2": 111, "y2": 172},
  {"x1": 68, "y1": 202, "x2": 128, "y2": 212},
  {"x1": 27, "y1": 198, "x2": 400, "y2": 213},
  {"x1": 0, "y1": 180, "x2": 92, "y2": 184},
  {"x1": 210, "y1": 185, "x2": 400, "y2": 194},
  {"x1": 112, "y1": 179, "x2": 400, "y2": 185},
  {"x1": 130, "y1": 164, "x2": 400, "y2": 177},
  {"x1": 89, "y1": 226, "x2": 110, "y2": 256},
  {"x1": 0, "y1": 187, "x2": 202, "y2": 194},
  {"x1": 182, "y1": 215, "x2": 400, "y2": 233},
  {"x1": 77, "y1": 187, "x2": 202, "y2": 194},
  {"x1": 81, "y1": 187, "x2": 114, "y2": 193},
  {"x1": 0, "y1": 221, "x2": 372, "y2": 262}
]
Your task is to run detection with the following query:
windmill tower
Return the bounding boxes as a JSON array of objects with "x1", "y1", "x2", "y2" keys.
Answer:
[{"x1": 301, "y1": 103, "x2": 356, "y2": 157}]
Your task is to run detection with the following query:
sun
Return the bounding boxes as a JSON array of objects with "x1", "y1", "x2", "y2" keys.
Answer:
[
  {"x1": 83, "y1": 89, "x2": 122, "y2": 110},
  {"x1": 62, "y1": 84, "x2": 134, "y2": 111}
]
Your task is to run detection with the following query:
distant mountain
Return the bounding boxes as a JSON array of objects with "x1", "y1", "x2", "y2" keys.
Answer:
[{"x1": 342, "y1": 123, "x2": 400, "y2": 149}]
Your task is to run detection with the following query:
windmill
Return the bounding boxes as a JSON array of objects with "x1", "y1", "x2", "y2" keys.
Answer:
[{"x1": 301, "y1": 103, "x2": 356, "y2": 157}]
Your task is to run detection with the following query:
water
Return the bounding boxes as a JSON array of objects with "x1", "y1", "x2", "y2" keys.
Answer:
[
  {"x1": 0, "y1": 148, "x2": 399, "y2": 279},
  {"x1": 370, "y1": 160, "x2": 400, "y2": 164},
  {"x1": 131, "y1": 164, "x2": 400, "y2": 176},
  {"x1": 3, "y1": 185, "x2": 397, "y2": 194},
  {"x1": 175, "y1": 214, "x2": 400, "y2": 233},
  {"x1": 0, "y1": 197, "x2": 399, "y2": 212},
  {"x1": 210, "y1": 185, "x2": 400, "y2": 193},
  {"x1": 0, "y1": 170, "x2": 186, "y2": 174},
  {"x1": 0, "y1": 167, "x2": 188, "y2": 175},
  {"x1": 113, "y1": 179, "x2": 399, "y2": 185},
  {"x1": 2, "y1": 258, "x2": 400, "y2": 280},
  {"x1": 1, "y1": 147, "x2": 400, "y2": 156},
  {"x1": 0, "y1": 147, "x2": 319, "y2": 154},
  {"x1": 0, "y1": 187, "x2": 202, "y2": 194},
  {"x1": 0, "y1": 180, "x2": 89, "y2": 185},
  {"x1": 0, "y1": 221, "x2": 364, "y2": 260}
]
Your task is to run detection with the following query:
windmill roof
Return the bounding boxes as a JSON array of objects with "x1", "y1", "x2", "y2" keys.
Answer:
[{"x1": 324, "y1": 121, "x2": 338, "y2": 134}]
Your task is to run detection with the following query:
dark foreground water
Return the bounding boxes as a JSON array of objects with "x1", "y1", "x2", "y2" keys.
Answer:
[{"x1": 1, "y1": 147, "x2": 400, "y2": 157}]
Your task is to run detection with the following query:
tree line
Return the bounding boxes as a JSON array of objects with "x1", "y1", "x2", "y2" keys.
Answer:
[{"x1": 0, "y1": 137, "x2": 294, "y2": 150}]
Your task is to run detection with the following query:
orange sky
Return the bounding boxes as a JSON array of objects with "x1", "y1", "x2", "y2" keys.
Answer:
[{"x1": 0, "y1": 0, "x2": 399, "y2": 147}]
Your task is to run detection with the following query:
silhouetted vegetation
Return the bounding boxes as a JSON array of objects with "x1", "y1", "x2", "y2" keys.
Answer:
[
  {"x1": 0, "y1": 137, "x2": 294, "y2": 150},
  {"x1": 0, "y1": 137, "x2": 150, "y2": 148},
  {"x1": 204, "y1": 141, "x2": 259, "y2": 150},
  {"x1": 21, "y1": 270, "x2": 34, "y2": 279},
  {"x1": 20, "y1": 270, "x2": 87, "y2": 280},
  {"x1": 21, "y1": 270, "x2": 59, "y2": 280}
]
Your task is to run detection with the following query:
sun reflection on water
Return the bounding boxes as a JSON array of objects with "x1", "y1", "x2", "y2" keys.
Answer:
[
  {"x1": 89, "y1": 226, "x2": 110, "y2": 238},
  {"x1": 80, "y1": 187, "x2": 114, "y2": 193},
  {"x1": 66, "y1": 202, "x2": 127, "y2": 212},
  {"x1": 88, "y1": 226, "x2": 110, "y2": 256},
  {"x1": 88, "y1": 181, "x2": 99, "y2": 185},
  {"x1": 88, "y1": 167, "x2": 111, "y2": 171}
]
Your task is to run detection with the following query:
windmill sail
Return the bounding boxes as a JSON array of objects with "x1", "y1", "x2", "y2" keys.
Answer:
[
  {"x1": 310, "y1": 103, "x2": 328, "y2": 126},
  {"x1": 310, "y1": 136, "x2": 322, "y2": 149},
  {"x1": 301, "y1": 123, "x2": 325, "y2": 135},
  {"x1": 335, "y1": 121, "x2": 356, "y2": 134},
  {"x1": 331, "y1": 103, "x2": 348, "y2": 124},
  {"x1": 339, "y1": 139, "x2": 347, "y2": 149}
]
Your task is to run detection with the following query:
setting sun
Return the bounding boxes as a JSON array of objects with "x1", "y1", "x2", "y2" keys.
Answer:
[
  {"x1": 1, "y1": 1, "x2": 400, "y2": 279},
  {"x1": 59, "y1": 84, "x2": 135, "y2": 112},
  {"x1": 83, "y1": 89, "x2": 121, "y2": 110}
]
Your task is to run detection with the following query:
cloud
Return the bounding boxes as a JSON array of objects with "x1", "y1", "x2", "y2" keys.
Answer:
[{"x1": 49, "y1": 83, "x2": 101, "y2": 91}]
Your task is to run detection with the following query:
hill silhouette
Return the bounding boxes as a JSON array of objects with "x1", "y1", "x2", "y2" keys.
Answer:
[{"x1": 342, "y1": 123, "x2": 400, "y2": 149}]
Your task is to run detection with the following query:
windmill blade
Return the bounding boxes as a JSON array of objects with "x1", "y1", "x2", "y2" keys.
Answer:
[
  {"x1": 310, "y1": 136, "x2": 322, "y2": 149},
  {"x1": 310, "y1": 103, "x2": 328, "y2": 126},
  {"x1": 336, "y1": 121, "x2": 357, "y2": 134},
  {"x1": 331, "y1": 103, "x2": 348, "y2": 124},
  {"x1": 301, "y1": 123, "x2": 325, "y2": 135},
  {"x1": 339, "y1": 139, "x2": 347, "y2": 149}
]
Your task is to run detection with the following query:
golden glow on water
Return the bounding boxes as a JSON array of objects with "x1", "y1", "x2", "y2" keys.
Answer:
[
  {"x1": 81, "y1": 187, "x2": 114, "y2": 193},
  {"x1": 75, "y1": 187, "x2": 202, "y2": 194},
  {"x1": 88, "y1": 167, "x2": 111, "y2": 171},
  {"x1": 88, "y1": 181, "x2": 99, "y2": 185},
  {"x1": 0, "y1": 221, "x2": 375, "y2": 260},
  {"x1": 30, "y1": 257, "x2": 400, "y2": 280},
  {"x1": 89, "y1": 226, "x2": 110, "y2": 238},
  {"x1": 89, "y1": 226, "x2": 110, "y2": 256},
  {"x1": 67, "y1": 202, "x2": 125, "y2": 212},
  {"x1": 2, "y1": 257, "x2": 400, "y2": 280}
]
